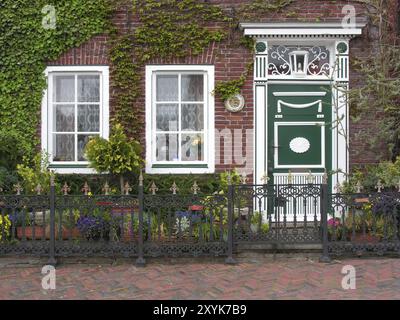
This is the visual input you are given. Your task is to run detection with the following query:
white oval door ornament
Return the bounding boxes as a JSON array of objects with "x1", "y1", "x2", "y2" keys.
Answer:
[
  {"x1": 225, "y1": 94, "x2": 245, "y2": 113},
  {"x1": 289, "y1": 137, "x2": 310, "y2": 154}
]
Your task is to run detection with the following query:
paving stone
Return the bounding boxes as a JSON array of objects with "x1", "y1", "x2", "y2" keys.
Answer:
[{"x1": 0, "y1": 256, "x2": 400, "y2": 299}]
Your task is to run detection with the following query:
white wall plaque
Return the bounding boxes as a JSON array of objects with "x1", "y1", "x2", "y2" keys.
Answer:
[
  {"x1": 225, "y1": 94, "x2": 245, "y2": 113},
  {"x1": 289, "y1": 137, "x2": 310, "y2": 154}
]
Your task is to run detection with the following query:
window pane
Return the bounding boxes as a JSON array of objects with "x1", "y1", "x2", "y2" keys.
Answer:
[
  {"x1": 181, "y1": 75, "x2": 204, "y2": 101},
  {"x1": 78, "y1": 135, "x2": 96, "y2": 161},
  {"x1": 54, "y1": 105, "x2": 74, "y2": 132},
  {"x1": 53, "y1": 134, "x2": 74, "y2": 161},
  {"x1": 78, "y1": 105, "x2": 100, "y2": 132},
  {"x1": 78, "y1": 75, "x2": 100, "y2": 102},
  {"x1": 181, "y1": 104, "x2": 204, "y2": 131},
  {"x1": 181, "y1": 133, "x2": 204, "y2": 161},
  {"x1": 156, "y1": 75, "x2": 178, "y2": 101},
  {"x1": 53, "y1": 75, "x2": 75, "y2": 102},
  {"x1": 156, "y1": 134, "x2": 179, "y2": 161},
  {"x1": 156, "y1": 104, "x2": 178, "y2": 131}
]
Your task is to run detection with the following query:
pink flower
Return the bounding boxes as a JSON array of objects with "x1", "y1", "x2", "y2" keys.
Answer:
[{"x1": 328, "y1": 218, "x2": 341, "y2": 227}]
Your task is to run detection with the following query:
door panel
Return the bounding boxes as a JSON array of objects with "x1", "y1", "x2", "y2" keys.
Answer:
[{"x1": 267, "y1": 83, "x2": 331, "y2": 183}]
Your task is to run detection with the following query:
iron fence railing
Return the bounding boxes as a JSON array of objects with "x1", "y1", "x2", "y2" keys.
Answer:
[
  {"x1": 327, "y1": 191, "x2": 400, "y2": 256},
  {"x1": 1, "y1": 175, "x2": 400, "y2": 265}
]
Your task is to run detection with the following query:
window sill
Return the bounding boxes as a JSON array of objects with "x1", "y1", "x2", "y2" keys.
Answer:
[
  {"x1": 48, "y1": 164, "x2": 97, "y2": 174},
  {"x1": 146, "y1": 163, "x2": 214, "y2": 174}
]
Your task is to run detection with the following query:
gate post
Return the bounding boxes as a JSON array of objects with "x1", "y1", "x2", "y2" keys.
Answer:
[
  {"x1": 225, "y1": 173, "x2": 237, "y2": 264},
  {"x1": 136, "y1": 170, "x2": 146, "y2": 267},
  {"x1": 47, "y1": 175, "x2": 57, "y2": 266},
  {"x1": 319, "y1": 182, "x2": 331, "y2": 263}
]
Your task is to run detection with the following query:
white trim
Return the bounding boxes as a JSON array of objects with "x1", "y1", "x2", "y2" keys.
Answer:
[
  {"x1": 274, "y1": 121, "x2": 325, "y2": 169},
  {"x1": 273, "y1": 92, "x2": 327, "y2": 97},
  {"x1": 41, "y1": 66, "x2": 109, "y2": 174},
  {"x1": 277, "y1": 100, "x2": 322, "y2": 113},
  {"x1": 240, "y1": 22, "x2": 366, "y2": 38},
  {"x1": 250, "y1": 23, "x2": 354, "y2": 192},
  {"x1": 254, "y1": 84, "x2": 267, "y2": 185},
  {"x1": 145, "y1": 65, "x2": 215, "y2": 174}
]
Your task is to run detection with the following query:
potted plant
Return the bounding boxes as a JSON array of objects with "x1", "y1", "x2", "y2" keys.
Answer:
[{"x1": 15, "y1": 209, "x2": 81, "y2": 240}]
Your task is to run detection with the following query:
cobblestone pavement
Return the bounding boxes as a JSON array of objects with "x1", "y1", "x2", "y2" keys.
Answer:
[{"x1": 0, "y1": 254, "x2": 400, "y2": 300}]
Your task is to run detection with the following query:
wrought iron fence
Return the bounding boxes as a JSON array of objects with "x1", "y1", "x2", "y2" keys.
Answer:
[
  {"x1": 0, "y1": 175, "x2": 232, "y2": 265},
  {"x1": 1, "y1": 174, "x2": 400, "y2": 265},
  {"x1": 232, "y1": 183, "x2": 323, "y2": 244},
  {"x1": 327, "y1": 191, "x2": 400, "y2": 257}
]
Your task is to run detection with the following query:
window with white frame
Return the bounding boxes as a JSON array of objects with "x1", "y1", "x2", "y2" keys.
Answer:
[
  {"x1": 146, "y1": 65, "x2": 215, "y2": 174},
  {"x1": 42, "y1": 66, "x2": 109, "y2": 172}
]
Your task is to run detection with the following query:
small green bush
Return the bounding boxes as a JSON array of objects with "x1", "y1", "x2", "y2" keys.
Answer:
[
  {"x1": 85, "y1": 123, "x2": 144, "y2": 192},
  {"x1": 16, "y1": 152, "x2": 53, "y2": 194}
]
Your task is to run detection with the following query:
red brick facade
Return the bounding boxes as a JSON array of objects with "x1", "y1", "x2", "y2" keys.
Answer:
[{"x1": 47, "y1": 0, "x2": 399, "y2": 175}]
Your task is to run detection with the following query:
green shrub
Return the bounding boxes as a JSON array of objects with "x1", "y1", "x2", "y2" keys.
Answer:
[
  {"x1": 85, "y1": 123, "x2": 144, "y2": 193},
  {"x1": 346, "y1": 157, "x2": 400, "y2": 192},
  {"x1": 0, "y1": 128, "x2": 28, "y2": 172},
  {"x1": 16, "y1": 152, "x2": 53, "y2": 194}
]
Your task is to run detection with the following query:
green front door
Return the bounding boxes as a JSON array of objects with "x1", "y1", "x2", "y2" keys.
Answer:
[{"x1": 267, "y1": 83, "x2": 331, "y2": 185}]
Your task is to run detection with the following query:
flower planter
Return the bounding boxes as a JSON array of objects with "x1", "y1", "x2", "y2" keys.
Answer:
[
  {"x1": 350, "y1": 233, "x2": 380, "y2": 243},
  {"x1": 354, "y1": 197, "x2": 369, "y2": 204},
  {"x1": 17, "y1": 226, "x2": 80, "y2": 240},
  {"x1": 189, "y1": 205, "x2": 204, "y2": 211},
  {"x1": 111, "y1": 207, "x2": 137, "y2": 215}
]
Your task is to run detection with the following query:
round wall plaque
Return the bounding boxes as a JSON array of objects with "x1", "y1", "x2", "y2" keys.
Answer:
[{"x1": 225, "y1": 94, "x2": 245, "y2": 113}]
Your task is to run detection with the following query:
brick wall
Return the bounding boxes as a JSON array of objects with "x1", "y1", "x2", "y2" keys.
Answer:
[{"x1": 47, "y1": 0, "x2": 398, "y2": 175}]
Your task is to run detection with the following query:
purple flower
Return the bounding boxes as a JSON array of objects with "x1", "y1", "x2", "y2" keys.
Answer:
[{"x1": 77, "y1": 216, "x2": 109, "y2": 239}]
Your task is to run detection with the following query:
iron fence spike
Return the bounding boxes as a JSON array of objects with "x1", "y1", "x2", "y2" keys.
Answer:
[
  {"x1": 82, "y1": 182, "x2": 91, "y2": 196},
  {"x1": 149, "y1": 181, "x2": 158, "y2": 195},
  {"x1": 35, "y1": 183, "x2": 43, "y2": 195},
  {"x1": 62, "y1": 182, "x2": 70, "y2": 196},
  {"x1": 139, "y1": 169, "x2": 144, "y2": 186},
  {"x1": 124, "y1": 181, "x2": 132, "y2": 195},
  {"x1": 191, "y1": 181, "x2": 200, "y2": 195},
  {"x1": 14, "y1": 183, "x2": 23, "y2": 195},
  {"x1": 170, "y1": 181, "x2": 179, "y2": 195},
  {"x1": 375, "y1": 180, "x2": 384, "y2": 193},
  {"x1": 102, "y1": 182, "x2": 110, "y2": 195}
]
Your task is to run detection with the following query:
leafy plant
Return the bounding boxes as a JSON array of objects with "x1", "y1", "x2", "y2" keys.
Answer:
[
  {"x1": 0, "y1": 0, "x2": 113, "y2": 165},
  {"x1": 85, "y1": 123, "x2": 144, "y2": 193},
  {"x1": 345, "y1": 157, "x2": 400, "y2": 191},
  {"x1": 250, "y1": 211, "x2": 270, "y2": 234},
  {"x1": 0, "y1": 215, "x2": 12, "y2": 240},
  {"x1": 0, "y1": 128, "x2": 28, "y2": 171},
  {"x1": 16, "y1": 152, "x2": 53, "y2": 194}
]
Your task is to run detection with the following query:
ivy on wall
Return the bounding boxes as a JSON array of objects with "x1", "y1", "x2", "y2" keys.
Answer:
[
  {"x1": 109, "y1": 0, "x2": 294, "y2": 136},
  {"x1": 0, "y1": 0, "x2": 113, "y2": 161},
  {"x1": 0, "y1": 0, "x2": 294, "y2": 165}
]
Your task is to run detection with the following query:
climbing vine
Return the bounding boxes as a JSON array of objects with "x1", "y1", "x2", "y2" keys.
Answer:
[
  {"x1": 109, "y1": 0, "x2": 294, "y2": 136},
  {"x1": 0, "y1": 0, "x2": 113, "y2": 163},
  {"x1": 0, "y1": 0, "x2": 295, "y2": 164}
]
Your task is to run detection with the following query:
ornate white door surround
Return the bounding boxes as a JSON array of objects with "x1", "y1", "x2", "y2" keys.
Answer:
[{"x1": 240, "y1": 22, "x2": 366, "y2": 190}]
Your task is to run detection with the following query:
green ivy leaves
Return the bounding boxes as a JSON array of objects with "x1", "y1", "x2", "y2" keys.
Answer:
[{"x1": 0, "y1": 0, "x2": 113, "y2": 161}]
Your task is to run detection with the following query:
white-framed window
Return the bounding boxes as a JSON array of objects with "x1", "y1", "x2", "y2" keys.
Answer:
[
  {"x1": 41, "y1": 66, "x2": 109, "y2": 174},
  {"x1": 145, "y1": 65, "x2": 215, "y2": 174}
]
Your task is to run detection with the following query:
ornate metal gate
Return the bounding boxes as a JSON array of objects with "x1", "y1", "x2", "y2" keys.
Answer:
[{"x1": 232, "y1": 183, "x2": 324, "y2": 244}]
